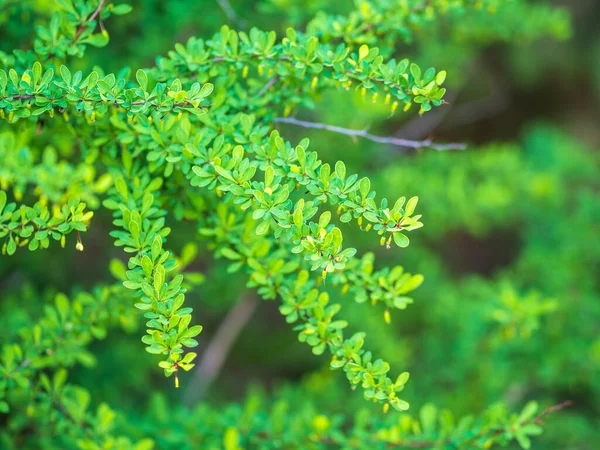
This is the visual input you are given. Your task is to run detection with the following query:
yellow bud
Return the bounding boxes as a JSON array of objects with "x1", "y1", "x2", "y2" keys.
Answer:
[
  {"x1": 384, "y1": 93, "x2": 391, "y2": 104},
  {"x1": 391, "y1": 101, "x2": 399, "y2": 114},
  {"x1": 383, "y1": 403, "x2": 390, "y2": 414},
  {"x1": 258, "y1": 64, "x2": 264, "y2": 76},
  {"x1": 283, "y1": 104, "x2": 293, "y2": 117},
  {"x1": 61, "y1": 235, "x2": 66, "y2": 249},
  {"x1": 290, "y1": 164, "x2": 300, "y2": 173},
  {"x1": 177, "y1": 111, "x2": 183, "y2": 120},
  {"x1": 404, "y1": 102, "x2": 412, "y2": 112},
  {"x1": 0, "y1": 109, "x2": 4, "y2": 119},
  {"x1": 76, "y1": 241, "x2": 84, "y2": 252},
  {"x1": 148, "y1": 115, "x2": 153, "y2": 123},
  {"x1": 371, "y1": 92, "x2": 378, "y2": 103},
  {"x1": 63, "y1": 112, "x2": 69, "y2": 121},
  {"x1": 49, "y1": 108, "x2": 54, "y2": 118},
  {"x1": 311, "y1": 76, "x2": 318, "y2": 89},
  {"x1": 242, "y1": 65, "x2": 249, "y2": 78},
  {"x1": 361, "y1": 87, "x2": 367, "y2": 98},
  {"x1": 365, "y1": 223, "x2": 372, "y2": 232},
  {"x1": 90, "y1": 111, "x2": 96, "y2": 122},
  {"x1": 175, "y1": 373, "x2": 179, "y2": 388},
  {"x1": 380, "y1": 236, "x2": 386, "y2": 246},
  {"x1": 384, "y1": 309, "x2": 391, "y2": 324},
  {"x1": 8, "y1": 111, "x2": 14, "y2": 122},
  {"x1": 322, "y1": 268, "x2": 327, "y2": 280},
  {"x1": 341, "y1": 284, "x2": 350, "y2": 294},
  {"x1": 264, "y1": 187, "x2": 273, "y2": 195}
]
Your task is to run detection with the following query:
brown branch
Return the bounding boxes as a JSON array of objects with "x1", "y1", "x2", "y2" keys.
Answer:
[
  {"x1": 184, "y1": 293, "x2": 258, "y2": 405},
  {"x1": 273, "y1": 117, "x2": 467, "y2": 151},
  {"x1": 75, "y1": 0, "x2": 106, "y2": 40}
]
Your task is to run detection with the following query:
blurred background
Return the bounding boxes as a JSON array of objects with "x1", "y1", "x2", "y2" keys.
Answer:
[{"x1": 1, "y1": 0, "x2": 599, "y2": 448}]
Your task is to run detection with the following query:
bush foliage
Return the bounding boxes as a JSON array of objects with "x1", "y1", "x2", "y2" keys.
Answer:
[{"x1": 1, "y1": 1, "x2": 598, "y2": 449}]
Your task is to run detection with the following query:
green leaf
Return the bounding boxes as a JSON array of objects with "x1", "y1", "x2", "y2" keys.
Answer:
[
  {"x1": 0, "y1": 191, "x2": 6, "y2": 214},
  {"x1": 60, "y1": 65, "x2": 72, "y2": 85},
  {"x1": 55, "y1": 0, "x2": 77, "y2": 15},
  {"x1": 436, "y1": 70, "x2": 447, "y2": 85},
  {"x1": 111, "y1": 4, "x2": 133, "y2": 15},
  {"x1": 256, "y1": 220, "x2": 270, "y2": 236},
  {"x1": 393, "y1": 232, "x2": 409, "y2": 248},
  {"x1": 410, "y1": 63, "x2": 421, "y2": 82},
  {"x1": 136, "y1": 69, "x2": 148, "y2": 91},
  {"x1": 199, "y1": 83, "x2": 214, "y2": 98},
  {"x1": 83, "y1": 33, "x2": 110, "y2": 48},
  {"x1": 359, "y1": 177, "x2": 370, "y2": 199},
  {"x1": 6, "y1": 236, "x2": 16, "y2": 255},
  {"x1": 405, "y1": 197, "x2": 418, "y2": 216}
]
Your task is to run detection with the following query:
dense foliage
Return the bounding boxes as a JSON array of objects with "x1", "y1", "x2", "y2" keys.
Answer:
[{"x1": 1, "y1": 0, "x2": 598, "y2": 449}]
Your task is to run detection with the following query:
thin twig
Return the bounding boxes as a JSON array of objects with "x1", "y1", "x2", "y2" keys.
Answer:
[
  {"x1": 75, "y1": 0, "x2": 106, "y2": 40},
  {"x1": 256, "y1": 75, "x2": 280, "y2": 98},
  {"x1": 184, "y1": 293, "x2": 258, "y2": 405},
  {"x1": 215, "y1": 0, "x2": 247, "y2": 28},
  {"x1": 273, "y1": 117, "x2": 466, "y2": 151}
]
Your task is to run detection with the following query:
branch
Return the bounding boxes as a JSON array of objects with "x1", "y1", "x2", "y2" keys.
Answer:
[
  {"x1": 256, "y1": 75, "x2": 280, "y2": 98},
  {"x1": 273, "y1": 117, "x2": 466, "y2": 151},
  {"x1": 387, "y1": 400, "x2": 574, "y2": 448},
  {"x1": 75, "y1": 0, "x2": 106, "y2": 40},
  {"x1": 184, "y1": 293, "x2": 258, "y2": 405},
  {"x1": 215, "y1": 0, "x2": 247, "y2": 28}
]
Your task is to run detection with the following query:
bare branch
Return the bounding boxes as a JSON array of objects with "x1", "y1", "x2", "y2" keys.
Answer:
[
  {"x1": 256, "y1": 75, "x2": 280, "y2": 98},
  {"x1": 216, "y1": 0, "x2": 247, "y2": 28},
  {"x1": 273, "y1": 117, "x2": 467, "y2": 151},
  {"x1": 184, "y1": 293, "x2": 258, "y2": 405}
]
